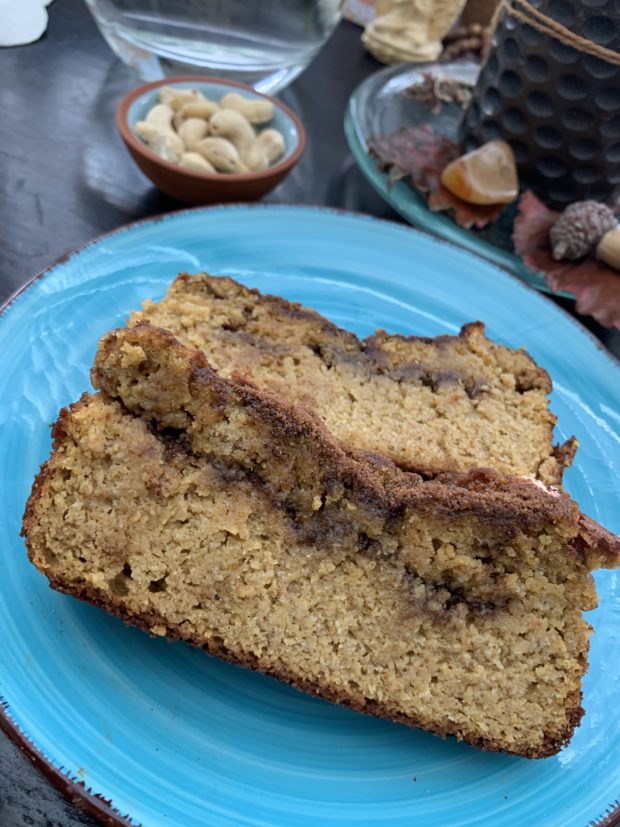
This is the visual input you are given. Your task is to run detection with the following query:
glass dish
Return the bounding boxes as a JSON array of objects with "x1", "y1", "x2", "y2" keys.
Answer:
[
  {"x1": 84, "y1": 0, "x2": 343, "y2": 93},
  {"x1": 344, "y1": 60, "x2": 572, "y2": 297}
]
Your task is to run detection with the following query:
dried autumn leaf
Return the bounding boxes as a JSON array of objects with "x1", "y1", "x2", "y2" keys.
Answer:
[
  {"x1": 369, "y1": 125, "x2": 454, "y2": 190},
  {"x1": 427, "y1": 186, "x2": 506, "y2": 229},
  {"x1": 566, "y1": 276, "x2": 620, "y2": 329},
  {"x1": 512, "y1": 190, "x2": 558, "y2": 258},
  {"x1": 513, "y1": 191, "x2": 620, "y2": 329},
  {"x1": 402, "y1": 73, "x2": 472, "y2": 113},
  {"x1": 368, "y1": 125, "x2": 505, "y2": 229}
]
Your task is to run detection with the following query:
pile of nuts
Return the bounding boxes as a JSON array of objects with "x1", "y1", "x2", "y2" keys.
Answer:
[{"x1": 135, "y1": 86, "x2": 286, "y2": 175}]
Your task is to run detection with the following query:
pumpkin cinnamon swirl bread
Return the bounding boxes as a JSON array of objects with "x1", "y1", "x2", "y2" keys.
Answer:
[
  {"x1": 130, "y1": 272, "x2": 575, "y2": 484},
  {"x1": 22, "y1": 324, "x2": 619, "y2": 758}
]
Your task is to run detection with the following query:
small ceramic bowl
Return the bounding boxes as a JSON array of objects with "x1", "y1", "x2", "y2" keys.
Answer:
[{"x1": 116, "y1": 76, "x2": 306, "y2": 205}]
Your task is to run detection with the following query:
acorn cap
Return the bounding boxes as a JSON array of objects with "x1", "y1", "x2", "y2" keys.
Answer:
[{"x1": 550, "y1": 201, "x2": 617, "y2": 261}]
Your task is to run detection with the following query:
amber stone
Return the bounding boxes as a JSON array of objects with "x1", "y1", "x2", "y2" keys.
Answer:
[{"x1": 441, "y1": 140, "x2": 518, "y2": 204}]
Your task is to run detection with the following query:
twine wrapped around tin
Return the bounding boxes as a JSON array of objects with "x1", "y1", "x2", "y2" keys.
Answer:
[
  {"x1": 461, "y1": 0, "x2": 501, "y2": 28},
  {"x1": 459, "y1": 0, "x2": 620, "y2": 207}
]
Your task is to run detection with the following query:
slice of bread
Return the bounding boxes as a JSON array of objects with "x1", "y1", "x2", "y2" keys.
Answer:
[
  {"x1": 22, "y1": 323, "x2": 619, "y2": 758},
  {"x1": 131, "y1": 272, "x2": 576, "y2": 483}
]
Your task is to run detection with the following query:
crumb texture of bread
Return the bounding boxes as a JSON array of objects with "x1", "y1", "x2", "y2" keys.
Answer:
[
  {"x1": 129, "y1": 273, "x2": 574, "y2": 483},
  {"x1": 23, "y1": 324, "x2": 619, "y2": 759}
]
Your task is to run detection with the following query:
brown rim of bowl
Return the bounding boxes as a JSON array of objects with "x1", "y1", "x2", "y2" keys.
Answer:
[{"x1": 116, "y1": 75, "x2": 306, "y2": 182}]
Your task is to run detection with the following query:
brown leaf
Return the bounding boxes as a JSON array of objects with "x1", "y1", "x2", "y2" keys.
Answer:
[
  {"x1": 563, "y1": 273, "x2": 620, "y2": 328},
  {"x1": 427, "y1": 185, "x2": 506, "y2": 229},
  {"x1": 369, "y1": 125, "x2": 455, "y2": 190},
  {"x1": 369, "y1": 125, "x2": 505, "y2": 229},
  {"x1": 512, "y1": 190, "x2": 559, "y2": 274},
  {"x1": 402, "y1": 73, "x2": 473, "y2": 113},
  {"x1": 513, "y1": 191, "x2": 620, "y2": 329}
]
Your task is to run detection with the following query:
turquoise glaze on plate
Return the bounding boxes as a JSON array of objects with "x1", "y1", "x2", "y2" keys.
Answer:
[{"x1": 0, "y1": 206, "x2": 618, "y2": 827}]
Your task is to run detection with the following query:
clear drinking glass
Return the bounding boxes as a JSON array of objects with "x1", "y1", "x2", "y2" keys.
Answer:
[{"x1": 84, "y1": 0, "x2": 344, "y2": 94}]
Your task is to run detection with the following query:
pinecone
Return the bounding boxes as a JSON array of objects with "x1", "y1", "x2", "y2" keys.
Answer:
[{"x1": 549, "y1": 201, "x2": 617, "y2": 261}]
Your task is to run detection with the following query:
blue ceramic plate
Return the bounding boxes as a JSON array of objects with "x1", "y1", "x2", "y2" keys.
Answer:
[
  {"x1": 0, "y1": 206, "x2": 618, "y2": 827},
  {"x1": 344, "y1": 62, "x2": 573, "y2": 299}
]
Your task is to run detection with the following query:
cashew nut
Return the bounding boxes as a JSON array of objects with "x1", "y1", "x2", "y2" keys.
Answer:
[
  {"x1": 180, "y1": 99, "x2": 220, "y2": 120},
  {"x1": 219, "y1": 92, "x2": 274, "y2": 124},
  {"x1": 177, "y1": 117, "x2": 209, "y2": 151},
  {"x1": 172, "y1": 99, "x2": 219, "y2": 131},
  {"x1": 244, "y1": 128, "x2": 286, "y2": 172},
  {"x1": 195, "y1": 137, "x2": 248, "y2": 173},
  {"x1": 180, "y1": 152, "x2": 216, "y2": 173},
  {"x1": 136, "y1": 91, "x2": 288, "y2": 176},
  {"x1": 159, "y1": 86, "x2": 205, "y2": 111},
  {"x1": 145, "y1": 103, "x2": 174, "y2": 130},
  {"x1": 209, "y1": 109, "x2": 256, "y2": 155},
  {"x1": 135, "y1": 121, "x2": 185, "y2": 163}
]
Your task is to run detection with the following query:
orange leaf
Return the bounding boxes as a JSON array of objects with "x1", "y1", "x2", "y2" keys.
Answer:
[
  {"x1": 369, "y1": 125, "x2": 505, "y2": 230},
  {"x1": 427, "y1": 185, "x2": 505, "y2": 230}
]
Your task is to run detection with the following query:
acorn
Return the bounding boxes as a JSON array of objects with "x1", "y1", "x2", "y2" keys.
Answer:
[
  {"x1": 549, "y1": 200, "x2": 616, "y2": 261},
  {"x1": 595, "y1": 227, "x2": 620, "y2": 272}
]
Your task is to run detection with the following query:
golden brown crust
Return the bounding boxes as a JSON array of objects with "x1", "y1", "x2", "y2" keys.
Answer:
[
  {"x1": 22, "y1": 323, "x2": 618, "y2": 762},
  {"x1": 21, "y1": 394, "x2": 92, "y2": 552},
  {"x1": 175, "y1": 273, "x2": 553, "y2": 393},
  {"x1": 93, "y1": 323, "x2": 582, "y2": 536},
  {"x1": 553, "y1": 436, "x2": 579, "y2": 471},
  {"x1": 172, "y1": 274, "x2": 552, "y2": 392},
  {"x1": 364, "y1": 321, "x2": 552, "y2": 394},
  {"x1": 44, "y1": 574, "x2": 583, "y2": 759},
  {"x1": 133, "y1": 272, "x2": 569, "y2": 482},
  {"x1": 89, "y1": 322, "x2": 620, "y2": 567},
  {"x1": 577, "y1": 513, "x2": 620, "y2": 567}
]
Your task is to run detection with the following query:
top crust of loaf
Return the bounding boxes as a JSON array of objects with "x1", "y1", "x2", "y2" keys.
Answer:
[
  {"x1": 91, "y1": 322, "x2": 619, "y2": 569},
  {"x1": 173, "y1": 272, "x2": 554, "y2": 394},
  {"x1": 130, "y1": 272, "x2": 576, "y2": 483}
]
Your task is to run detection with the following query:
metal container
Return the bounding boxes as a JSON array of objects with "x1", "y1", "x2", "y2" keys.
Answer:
[{"x1": 459, "y1": 0, "x2": 620, "y2": 207}]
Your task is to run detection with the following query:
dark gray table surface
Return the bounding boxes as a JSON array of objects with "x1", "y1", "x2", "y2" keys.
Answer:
[{"x1": 1, "y1": 3, "x2": 618, "y2": 826}]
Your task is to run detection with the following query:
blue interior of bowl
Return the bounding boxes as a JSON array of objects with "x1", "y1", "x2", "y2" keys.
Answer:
[{"x1": 126, "y1": 81, "x2": 300, "y2": 162}]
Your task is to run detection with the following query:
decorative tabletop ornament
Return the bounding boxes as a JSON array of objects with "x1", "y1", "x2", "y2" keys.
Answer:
[
  {"x1": 549, "y1": 201, "x2": 616, "y2": 261},
  {"x1": 513, "y1": 191, "x2": 620, "y2": 328},
  {"x1": 459, "y1": 0, "x2": 620, "y2": 207},
  {"x1": 440, "y1": 138, "x2": 518, "y2": 204},
  {"x1": 362, "y1": 0, "x2": 468, "y2": 64}
]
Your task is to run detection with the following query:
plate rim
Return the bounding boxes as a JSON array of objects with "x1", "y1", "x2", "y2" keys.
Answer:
[
  {"x1": 1, "y1": 203, "x2": 619, "y2": 827},
  {"x1": 0, "y1": 701, "x2": 134, "y2": 827},
  {"x1": 1, "y1": 203, "x2": 617, "y2": 371}
]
